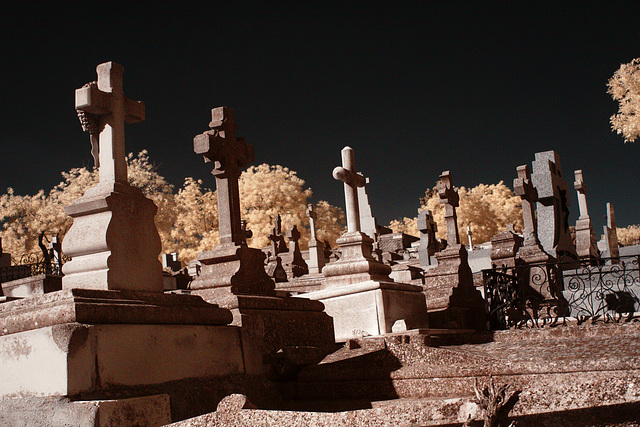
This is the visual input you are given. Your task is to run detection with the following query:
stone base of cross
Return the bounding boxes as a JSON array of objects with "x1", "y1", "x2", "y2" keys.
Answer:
[
  {"x1": 190, "y1": 242, "x2": 276, "y2": 296},
  {"x1": 62, "y1": 181, "x2": 164, "y2": 292}
]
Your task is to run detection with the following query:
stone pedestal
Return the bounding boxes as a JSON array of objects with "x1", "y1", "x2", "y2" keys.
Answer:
[
  {"x1": 0, "y1": 289, "x2": 259, "y2": 398},
  {"x1": 62, "y1": 182, "x2": 163, "y2": 292},
  {"x1": 490, "y1": 227, "x2": 523, "y2": 270},
  {"x1": 575, "y1": 216, "x2": 599, "y2": 262},
  {"x1": 191, "y1": 242, "x2": 276, "y2": 296},
  {"x1": 306, "y1": 231, "x2": 429, "y2": 341},
  {"x1": 422, "y1": 244, "x2": 487, "y2": 330}
]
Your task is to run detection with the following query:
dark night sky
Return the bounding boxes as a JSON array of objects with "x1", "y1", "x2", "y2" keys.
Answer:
[{"x1": 1, "y1": 2, "x2": 639, "y2": 235}]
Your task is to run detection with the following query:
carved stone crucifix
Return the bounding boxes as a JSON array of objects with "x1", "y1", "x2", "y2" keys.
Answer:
[
  {"x1": 437, "y1": 171, "x2": 460, "y2": 246},
  {"x1": 75, "y1": 62, "x2": 145, "y2": 182},
  {"x1": 194, "y1": 107, "x2": 254, "y2": 247},
  {"x1": 332, "y1": 146, "x2": 366, "y2": 233}
]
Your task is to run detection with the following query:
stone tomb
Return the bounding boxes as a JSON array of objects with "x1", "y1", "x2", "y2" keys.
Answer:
[
  {"x1": 0, "y1": 63, "x2": 259, "y2": 424},
  {"x1": 422, "y1": 171, "x2": 486, "y2": 330},
  {"x1": 304, "y1": 147, "x2": 428, "y2": 341},
  {"x1": 188, "y1": 106, "x2": 335, "y2": 367}
]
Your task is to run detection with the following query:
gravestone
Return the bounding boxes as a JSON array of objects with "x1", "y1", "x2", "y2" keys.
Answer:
[
  {"x1": 265, "y1": 215, "x2": 288, "y2": 283},
  {"x1": 283, "y1": 224, "x2": 309, "y2": 278},
  {"x1": 189, "y1": 107, "x2": 275, "y2": 296},
  {"x1": 304, "y1": 146, "x2": 428, "y2": 341},
  {"x1": 422, "y1": 171, "x2": 486, "y2": 330},
  {"x1": 573, "y1": 170, "x2": 600, "y2": 262},
  {"x1": 63, "y1": 61, "x2": 163, "y2": 291},
  {"x1": 188, "y1": 106, "x2": 335, "y2": 367},
  {"x1": 306, "y1": 203, "x2": 326, "y2": 274},
  {"x1": 604, "y1": 202, "x2": 620, "y2": 262},
  {"x1": 530, "y1": 150, "x2": 578, "y2": 264},
  {"x1": 513, "y1": 164, "x2": 552, "y2": 264},
  {"x1": 417, "y1": 210, "x2": 438, "y2": 268},
  {"x1": 0, "y1": 63, "x2": 255, "y2": 424}
]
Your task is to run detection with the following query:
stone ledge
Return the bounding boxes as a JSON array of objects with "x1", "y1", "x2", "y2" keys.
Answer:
[{"x1": 0, "y1": 288, "x2": 233, "y2": 336}]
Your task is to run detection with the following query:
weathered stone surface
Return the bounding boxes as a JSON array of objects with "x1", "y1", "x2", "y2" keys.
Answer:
[
  {"x1": 604, "y1": 202, "x2": 620, "y2": 262},
  {"x1": 530, "y1": 151, "x2": 577, "y2": 264},
  {"x1": 0, "y1": 323, "x2": 246, "y2": 397},
  {"x1": 1, "y1": 274, "x2": 62, "y2": 298},
  {"x1": 216, "y1": 393, "x2": 257, "y2": 412},
  {"x1": 0, "y1": 394, "x2": 171, "y2": 427},
  {"x1": 0, "y1": 288, "x2": 233, "y2": 336}
]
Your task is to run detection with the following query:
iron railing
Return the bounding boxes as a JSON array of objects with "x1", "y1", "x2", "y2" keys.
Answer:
[
  {"x1": 483, "y1": 255, "x2": 640, "y2": 329},
  {"x1": 0, "y1": 252, "x2": 67, "y2": 283}
]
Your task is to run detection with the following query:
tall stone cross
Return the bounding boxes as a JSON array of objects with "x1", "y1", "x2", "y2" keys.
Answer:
[
  {"x1": 307, "y1": 204, "x2": 318, "y2": 242},
  {"x1": 268, "y1": 214, "x2": 288, "y2": 255},
  {"x1": 75, "y1": 62, "x2": 145, "y2": 182},
  {"x1": 332, "y1": 146, "x2": 366, "y2": 233},
  {"x1": 417, "y1": 209, "x2": 437, "y2": 268},
  {"x1": 194, "y1": 107, "x2": 254, "y2": 246},
  {"x1": 437, "y1": 171, "x2": 460, "y2": 246},
  {"x1": 513, "y1": 164, "x2": 541, "y2": 247},
  {"x1": 574, "y1": 170, "x2": 589, "y2": 218}
]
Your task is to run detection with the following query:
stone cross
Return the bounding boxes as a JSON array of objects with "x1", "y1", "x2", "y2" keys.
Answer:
[
  {"x1": 240, "y1": 219, "x2": 253, "y2": 245},
  {"x1": 466, "y1": 225, "x2": 474, "y2": 251},
  {"x1": 75, "y1": 62, "x2": 145, "y2": 183},
  {"x1": 333, "y1": 146, "x2": 366, "y2": 233},
  {"x1": 267, "y1": 214, "x2": 288, "y2": 255},
  {"x1": 286, "y1": 225, "x2": 301, "y2": 253},
  {"x1": 437, "y1": 171, "x2": 460, "y2": 246},
  {"x1": 574, "y1": 170, "x2": 589, "y2": 218},
  {"x1": 417, "y1": 209, "x2": 437, "y2": 268},
  {"x1": 194, "y1": 107, "x2": 254, "y2": 246},
  {"x1": 604, "y1": 202, "x2": 620, "y2": 261},
  {"x1": 307, "y1": 204, "x2": 318, "y2": 240},
  {"x1": 513, "y1": 164, "x2": 541, "y2": 247}
]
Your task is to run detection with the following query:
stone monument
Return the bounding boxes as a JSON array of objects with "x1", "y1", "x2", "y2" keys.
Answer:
[
  {"x1": 530, "y1": 150, "x2": 578, "y2": 264},
  {"x1": 265, "y1": 215, "x2": 288, "y2": 283},
  {"x1": 304, "y1": 146, "x2": 428, "y2": 341},
  {"x1": 573, "y1": 170, "x2": 600, "y2": 262},
  {"x1": 604, "y1": 202, "x2": 620, "y2": 262},
  {"x1": 283, "y1": 224, "x2": 309, "y2": 278},
  {"x1": 513, "y1": 164, "x2": 552, "y2": 264},
  {"x1": 417, "y1": 209, "x2": 438, "y2": 269},
  {"x1": 306, "y1": 203, "x2": 326, "y2": 274},
  {"x1": 0, "y1": 63, "x2": 258, "y2": 424},
  {"x1": 188, "y1": 106, "x2": 335, "y2": 367},
  {"x1": 63, "y1": 61, "x2": 163, "y2": 291},
  {"x1": 422, "y1": 171, "x2": 486, "y2": 330}
]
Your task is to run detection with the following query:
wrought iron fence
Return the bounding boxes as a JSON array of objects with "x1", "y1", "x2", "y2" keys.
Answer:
[
  {"x1": 483, "y1": 255, "x2": 640, "y2": 329},
  {"x1": 0, "y1": 252, "x2": 67, "y2": 283}
]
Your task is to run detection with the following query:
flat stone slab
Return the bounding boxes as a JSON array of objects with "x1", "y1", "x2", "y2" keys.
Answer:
[
  {"x1": 1, "y1": 274, "x2": 62, "y2": 298},
  {"x1": 0, "y1": 288, "x2": 232, "y2": 336}
]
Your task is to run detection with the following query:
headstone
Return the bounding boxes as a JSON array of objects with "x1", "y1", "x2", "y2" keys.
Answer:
[
  {"x1": 417, "y1": 209, "x2": 438, "y2": 269},
  {"x1": 265, "y1": 215, "x2": 288, "y2": 282},
  {"x1": 283, "y1": 224, "x2": 309, "y2": 278},
  {"x1": 573, "y1": 170, "x2": 600, "y2": 262},
  {"x1": 604, "y1": 202, "x2": 620, "y2": 262},
  {"x1": 190, "y1": 107, "x2": 275, "y2": 296},
  {"x1": 513, "y1": 164, "x2": 552, "y2": 264},
  {"x1": 422, "y1": 171, "x2": 486, "y2": 330},
  {"x1": 62, "y1": 61, "x2": 163, "y2": 291},
  {"x1": 306, "y1": 203, "x2": 326, "y2": 274},
  {"x1": 188, "y1": 106, "x2": 335, "y2": 367},
  {"x1": 530, "y1": 150, "x2": 578, "y2": 264},
  {"x1": 304, "y1": 146, "x2": 429, "y2": 340}
]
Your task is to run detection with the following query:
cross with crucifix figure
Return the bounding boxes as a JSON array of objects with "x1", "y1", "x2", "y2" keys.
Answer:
[
  {"x1": 75, "y1": 62, "x2": 145, "y2": 181},
  {"x1": 437, "y1": 171, "x2": 460, "y2": 246},
  {"x1": 194, "y1": 107, "x2": 254, "y2": 247},
  {"x1": 332, "y1": 146, "x2": 367, "y2": 233}
]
